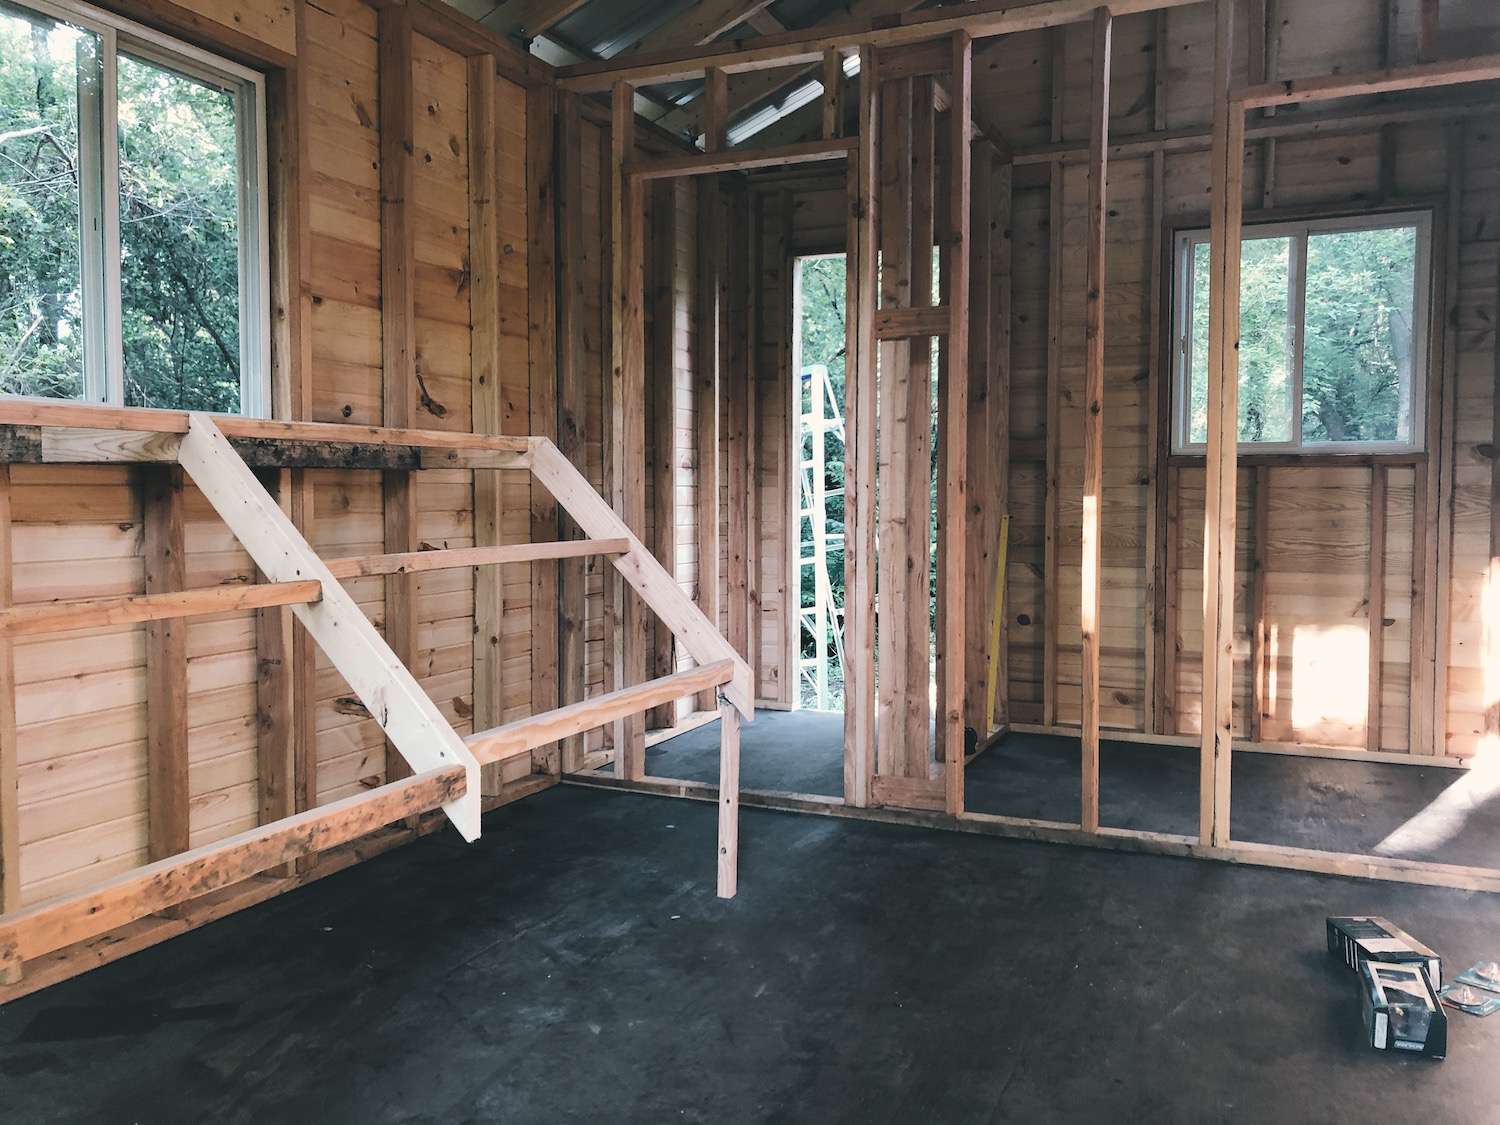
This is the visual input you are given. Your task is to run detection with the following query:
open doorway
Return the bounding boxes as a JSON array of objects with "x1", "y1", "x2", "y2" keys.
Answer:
[{"x1": 791, "y1": 254, "x2": 848, "y2": 712}]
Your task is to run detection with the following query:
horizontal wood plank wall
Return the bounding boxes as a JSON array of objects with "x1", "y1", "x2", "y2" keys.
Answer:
[
  {"x1": 974, "y1": 6, "x2": 1498, "y2": 759},
  {"x1": 5, "y1": 0, "x2": 542, "y2": 910}
]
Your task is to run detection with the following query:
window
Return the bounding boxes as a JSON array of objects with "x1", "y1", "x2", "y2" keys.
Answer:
[
  {"x1": 0, "y1": 0, "x2": 268, "y2": 415},
  {"x1": 1173, "y1": 212, "x2": 1430, "y2": 453}
]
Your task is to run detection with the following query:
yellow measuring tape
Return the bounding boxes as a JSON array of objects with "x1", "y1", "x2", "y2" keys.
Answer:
[{"x1": 983, "y1": 514, "x2": 1011, "y2": 735}]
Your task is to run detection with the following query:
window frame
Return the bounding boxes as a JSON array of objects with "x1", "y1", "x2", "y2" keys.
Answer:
[
  {"x1": 1171, "y1": 208, "x2": 1432, "y2": 456},
  {"x1": 3, "y1": 0, "x2": 271, "y2": 417}
]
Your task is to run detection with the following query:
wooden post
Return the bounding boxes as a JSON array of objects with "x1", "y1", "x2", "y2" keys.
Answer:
[
  {"x1": 470, "y1": 56, "x2": 505, "y2": 772},
  {"x1": 255, "y1": 470, "x2": 296, "y2": 877},
  {"x1": 725, "y1": 185, "x2": 753, "y2": 664},
  {"x1": 1489, "y1": 257, "x2": 1500, "y2": 740},
  {"x1": 941, "y1": 30, "x2": 972, "y2": 816},
  {"x1": 1042, "y1": 26, "x2": 1065, "y2": 728},
  {"x1": 143, "y1": 465, "x2": 189, "y2": 862},
  {"x1": 1369, "y1": 465, "x2": 1388, "y2": 751},
  {"x1": 1145, "y1": 7, "x2": 1169, "y2": 736},
  {"x1": 703, "y1": 67, "x2": 729, "y2": 153},
  {"x1": 843, "y1": 44, "x2": 879, "y2": 809},
  {"x1": 380, "y1": 3, "x2": 416, "y2": 787},
  {"x1": 992, "y1": 160, "x2": 1014, "y2": 728},
  {"x1": 649, "y1": 179, "x2": 679, "y2": 730},
  {"x1": 0, "y1": 466, "x2": 19, "y2": 976},
  {"x1": 695, "y1": 174, "x2": 722, "y2": 715},
  {"x1": 822, "y1": 47, "x2": 844, "y2": 140},
  {"x1": 1079, "y1": 9, "x2": 1110, "y2": 834},
  {"x1": 528, "y1": 81, "x2": 561, "y2": 764},
  {"x1": 907, "y1": 74, "x2": 935, "y2": 777},
  {"x1": 1249, "y1": 466, "x2": 1270, "y2": 744},
  {"x1": 610, "y1": 81, "x2": 647, "y2": 778},
  {"x1": 1199, "y1": 0, "x2": 1243, "y2": 848},
  {"x1": 716, "y1": 696, "x2": 740, "y2": 899},
  {"x1": 556, "y1": 93, "x2": 587, "y2": 771},
  {"x1": 876, "y1": 75, "x2": 913, "y2": 781},
  {"x1": 964, "y1": 146, "x2": 995, "y2": 739}
]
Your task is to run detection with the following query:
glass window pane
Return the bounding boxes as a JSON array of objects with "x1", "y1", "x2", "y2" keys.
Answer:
[
  {"x1": 0, "y1": 5, "x2": 100, "y2": 400},
  {"x1": 1186, "y1": 236, "x2": 1294, "y2": 445},
  {"x1": 1301, "y1": 224, "x2": 1417, "y2": 444},
  {"x1": 117, "y1": 51, "x2": 241, "y2": 412},
  {"x1": 1237, "y1": 235, "x2": 1294, "y2": 443}
]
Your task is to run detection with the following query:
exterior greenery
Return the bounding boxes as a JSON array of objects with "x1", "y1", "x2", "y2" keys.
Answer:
[
  {"x1": 1, "y1": 3, "x2": 243, "y2": 412},
  {"x1": 1184, "y1": 219, "x2": 1420, "y2": 448}
]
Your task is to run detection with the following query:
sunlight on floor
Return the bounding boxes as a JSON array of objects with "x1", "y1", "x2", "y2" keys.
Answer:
[{"x1": 1374, "y1": 734, "x2": 1500, "y2": 858}]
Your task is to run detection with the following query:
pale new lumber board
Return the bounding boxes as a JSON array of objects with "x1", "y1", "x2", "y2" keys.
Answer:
[{"x1": 466, "y1": 660, "x2": 733, "y2": 767}]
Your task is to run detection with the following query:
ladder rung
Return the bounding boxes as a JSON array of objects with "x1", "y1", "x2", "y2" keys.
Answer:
[
  {"x1": 0, "y1": 580, "x2": 323, "y2": 638},
  {"x1": 324, "y1": 539, "x2": 630, "y2": 579},
  {"x1": 466, "y1": 660, "x2": 736, "y2": 767}
]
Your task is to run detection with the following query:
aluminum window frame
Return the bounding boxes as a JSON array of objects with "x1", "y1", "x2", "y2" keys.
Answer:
[{"x1": 1172, "y1": 209, "x2": 1432, "y2": 456}]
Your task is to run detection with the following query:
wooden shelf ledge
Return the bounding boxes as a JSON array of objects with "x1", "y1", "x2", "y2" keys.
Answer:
[
  {"x1": 466, "y1": 660, "x2": 737, "y2": 767},
  {"x1": 874, "y1": 305, "x2": 951, "y2": 340},
  {"x1": 325, "y1": 539, "x2": 630, "y2": 580},
  {"x1": 0, "y1": 580, "x2": 323, "y2": 638}
]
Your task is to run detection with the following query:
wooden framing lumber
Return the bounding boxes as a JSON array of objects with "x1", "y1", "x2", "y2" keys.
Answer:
[
  {"x1": 177, "y1": 416, "x2": 484, "y2": 840},
  {"x1": 694, "y1": 175, "x2": 722, "y2": 714},
  {"x1": 555, "y1": 0, "x2": 1200, "y2": 91},
  {"x1": 0, "y1": 466, "x2": 15, "y2": 967},
  {"x1": 575, "y1": 773, "x2": 1500, "y2": 898},
  {"x1": 0, "y1": 580, "x2": 323, "y2": 639},
  {"x1": 717, "y1": 698, "x2": 741, "y2": 899},
  {"x1": 876, "y1": 74, "x2": 914, "y2": 780},
  {"x1": 725, "y1": 184, "x2": 753, "y2": 663},
  {"x1": 556, "y1": 91, "x2": 587, "y2": 772},
  {"x1": 1199, "y1": 0, "x2": 1243, "y2": 848},
  {"x1": 822, "y1": 47, "x2": 844, "y2": 139},
  {"x1": 1042, "y1": 27, "x2": 1064, "y2": 729},
  {"x1": 1368, "y1": 465, "x2": 1388, "y2": 752},
  {"x1": 626, "y1": 138, "x2": 857, "y2": 181},
  {"x1": 874, "y1": 305, "x2": 950, "y2": 339},
  {"x1": 0, "y1": 404, "x2": 534, "y2": 456},
  {"x1": 529, "y1": 439, "x2": 755, "y2": 717},
  {"x1": 843, "y1": 44, "x2": 879, "y2": 809},
  {"x1": 470, "y1": 52, "x2": 506, "y2": 749},
  {"x1": 649, "y1": 179, "x2": 679, "y2": 729},
  {"x1": 703, "y1": 66, "x2": 729, "y2": 152},
  {"x1": 1248, "y1": 467, "x2": 1270, "y2": 744},
  {"x1": 0, "y1": 766, "x2": 466, "y2": 975},
  {"x1": 1079, "y1": 9, "x2": 1110, "y2": 834},
  {"x1": 324, "y1": 541, "x2": 630, "y2": 580},
  {"x1": 611, "y1": 82, "x2": 650, "y2": 778},
  {"x1": 470, "y1": 661, "x2": 734, "y2": 768},
  {"x1": 143, "y1": 465, "x2": 189, "y2": 863},
  {"x1": 527, "y1": 81, "x2": 561, "y2": 765},
  {"x1": 254, "y1": 469, "x2": 296, "y2": 876},
  {"x1": 1235, "y1": 52, "x2": 1500, "y2": 109},
  {"x1": 940, "y1": 31, "x2": 973, "y2": 816}
]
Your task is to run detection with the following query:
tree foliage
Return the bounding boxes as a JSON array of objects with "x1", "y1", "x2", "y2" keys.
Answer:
[
  {"x1": 1, "y1": 8, "x2": 243, "y2": 411},
  {"x1": 1187, "y1": 223, "x2": 1417, "y2": 446}
]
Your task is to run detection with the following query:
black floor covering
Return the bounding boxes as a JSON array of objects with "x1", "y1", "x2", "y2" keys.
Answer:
[
  {"x1": 4, "y1": 757, "x2": 1500, "y2": 1120},
  {"x1": 645, "y1": 710, "x2": 1500, "y2": 867}
]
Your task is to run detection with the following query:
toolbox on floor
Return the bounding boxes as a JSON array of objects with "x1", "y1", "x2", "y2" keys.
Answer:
[{"x1": 1327, "y1": 916, "x2": 1442, "y2": 988}]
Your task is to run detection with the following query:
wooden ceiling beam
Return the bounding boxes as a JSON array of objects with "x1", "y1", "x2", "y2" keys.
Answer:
[
  {"x1": 488, "y1": 0, "x2": 590, "y2": 41},
  {"x1": 558, "y1": 0, "x2": 1199, "y2": 91},
  {"x1": 626, "y1": 0, "x2": 780, "y2": 55}
]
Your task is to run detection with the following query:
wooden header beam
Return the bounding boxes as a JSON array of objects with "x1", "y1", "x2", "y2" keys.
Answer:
[
  {"x1": 626, "y1": 137, "x2": 855, "y2": 181},
  {"x1": 555, "y1": 0, "x2": 1198, "y2": 91}
]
